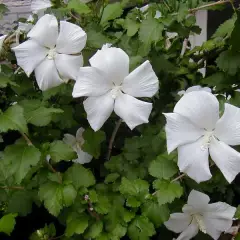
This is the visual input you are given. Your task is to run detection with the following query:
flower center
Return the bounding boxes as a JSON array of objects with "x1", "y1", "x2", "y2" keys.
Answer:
[
  {"x1": 47, "y1": 48, "x2": 57, "y2": 60},
  {"x1": 201, "y1": 131, "x2": 214, "y2": 151},
  {"x1": 110, "y1": 85, "x2": 122, "y2": 99},
  {"x1": 193, "y1": 214, "x2": 206, "y2": 233}
]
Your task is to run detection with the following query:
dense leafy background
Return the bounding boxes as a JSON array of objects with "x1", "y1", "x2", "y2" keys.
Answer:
[{"x1": 0, "y1": 0, "x2": 240, "y2": 239}]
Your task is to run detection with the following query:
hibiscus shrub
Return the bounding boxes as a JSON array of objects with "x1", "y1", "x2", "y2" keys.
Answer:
[{"x1": 0, "y1": 0, "x2": 240, "y2": 239}]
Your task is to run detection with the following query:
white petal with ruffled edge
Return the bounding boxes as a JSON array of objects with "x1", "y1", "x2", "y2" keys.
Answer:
[
  {"x1": 31, "y1": 0, "x2": 52, "y2": 13},
  {"x1": 214, "y1": 103, "x2": 240, "y2": 146},
  {"x1": 63, "y1": 134, "x2": 77, "y2": 147},
  {"x1": 174, "y1": 91, "x2": 219, "y2": 130},
  {"x1": 175, "y1": 221, "x2": 199, "y2": 240},
  {"x1": 203, "y1": 202, "x2": 236, "y2": 240},
  {"x1": 178, "y1": 138, "x2": 212, "y2": 183},
  {"x1": 28, "y1": 14, "x2": 58, "y2": 48},
  {"x1": 55, "y1": 53, "x2": 83, "y2": 81},
  {"x1": 76, "y1": 128, "x2": 85, "y2": 143},
  {"x1": 84, "y1": 92, "x2": 114, "y2": 131},
  {"x1": 34, "y1": 59, "x2": 63, "y2": 91},
  {"x1": 90, "y1": 47, "x2": 129, "y2": 85},
  {"x1": 73, "y1": 67, "x2": 112, "y2": 97},
  {"x1": 209, "y1": 137, "x2": 240, "y2": 183},
  {"x1": 185, "y1": 190, "x2": 210, "y2": 213},
  {"x1": 114, "y1": 92, "x2": 152, "y2": 130},
  {"x1": 164, "y1": 113, "x2": 204, "y2": 153},
  {"x1": 56, "y1": 21, "x2": 87, "y2": 54},
  {"x1": 164, "y1": 213, "x2": 192, "y2": 233},
  {"x1": 74, "y1": 149, "x2": 92, "y2": 164},
  {"x1": 122, "y1": 60, "x2": 159, "y2": 97},
  {"x1": 12, "y1": 40, "x2": 48, "y2": 76}
]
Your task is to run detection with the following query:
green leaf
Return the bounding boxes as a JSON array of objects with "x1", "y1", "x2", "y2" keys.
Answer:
[
  {"x1": 128, "y1": 216, "x2": 155, "y2": 240},
  {"x1": 7, "y1": 191, "x2": 33, "y2": 216},
  {"x1": 0, "y1": 105, "x2": 27, "y2": 134},
  {"x1": 153, "y1": 180, "x2": 183, "y2": 205},
  {"x1": 85, "y1": 221, "x2": 103, "y2": 238},
  {"x1": 148, "y1": 154, "x2": 178, "y2": 179},
  {"x1": 4, "y1": 144, "x2": 41, "y2": 184},
  {"x1": 62, "y1": 184, "x2": 77, "y2": 207},
  {"x1": 82, "y1": 129, "x2": 106, "y2": 158},
  {"x1": 139, "y1": 17, "x2": 164, "y2": 55},
  {"x1": 216, "y1": 50, "x2": 240, "y2": 76},
  {"x1": 39, "y1": 182, "x2": 63, "y2": 216},
  {"x1": 49, "y1": 140, "x2": 76, "y2": 162},
  {"x1": 126, "y1": 196, "x2": 141, "y2": 208},
  {"x1": 67, "y1": 0, "x2": 91, "y2": 14},
  {"x1": 230, "y1": 13, "x2": 240, "y2": 51},
  {"x1": 0, "y1": 73, "x2": 16, "y2": 88},
  {"x1": 64, "y1": 164, "x2": 95, "y2": 189},
  {"x1": 141, "y1": 201, "x2": 169, "y2": 227},
  {"x1": 19, "y1": 100, "x2": 63, "y2": 127},
  {"x1": 235, "y1": 205, "x2": 240, "y2": 218},
  {"x1": 212, "y1": 15, "x2": 236, "y2": 38},
  {"x1": 0, "y1": 213, "x2": 17, "y2": 236},
  {"x1": 100, "y1": 3, "x2": 123, "y2": 26},
  {"x1": 119, "y1": 177, "x2": 149, "y2": 197},
  {"x1": 65, "y1": 213, "x2": 89, "y2": 237},
  {"x1": 125, "y1": 18, "x2": 140, "y2": 37},
  {"x1": 104, "y1": 173, "x2": 120, "y2": 183},
  {"x1": 39, "y1": 183, "x2": 77, "y2": 216}
]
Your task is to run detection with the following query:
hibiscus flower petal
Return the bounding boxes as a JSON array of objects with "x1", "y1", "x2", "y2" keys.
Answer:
[
  {"x1": 164, "y1": 113, "x2": 204, "y2": 153},
  {"x1": 72, "y1": 67, "x2": 112, "y2": 97},
  {"x1": 55, "y1": 53, "x2": 83, "y2": 81},
  {"x1": 164, "y1": 213, "x2": 192, "y2": 233},
  {"x1": 89, "y1": 47, "x2": 129, "y2": 85},
  {"x1": 63, "y1": 134, "x2": 76, "y2": 147},
  {"x1": 56, "y1": 21, "x2": 87, "y2": 54},
  {"x1": 74, "y1": 150, "x2": 92, "y2": 164},
  {"x1": 214, "y1": 103, "x2": 240, "y2": 146},
  {"x1": 186, "y1": 190, "x2": 210, "y2": 212},
  {"x1": 84, "y1": 92, "x2": 114, "y2": 131},
  {"x1": 122, "y1": 60, "x2": 159, "y2": 97},
  {"x1": 114, "y1": 92, "x2": 152, "y2": 130},
  {"x1": 28, "y1": 14, "x2": 58, "y2": 48},
  {"x1": 12, "y1": 40, "x2": 48, "y2": 76},
  {"x1": 174, "y1": 91, "x2": 219, "y2": 130},
  {"x1": 76, "y1": 128, "x2": 85, "y2": 143},
  {"x1": 209, "y1": 137, "x2": 240, "y2": 183},
  {"x1": 178, "y1": 138, "x2": 212, "y2": 183},
  {"x1": 204, "y1": 202, "x2": 236, "y2": 240},
  {"x1": 175, "y1": 222, "x2": 199, "y2": 240},
  {"x1": 34, "y1": 59, "x2": 63, "y2": 91}
]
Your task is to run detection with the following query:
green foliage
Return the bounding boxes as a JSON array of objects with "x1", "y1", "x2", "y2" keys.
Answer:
[
  {"x1": 3, "y1": 144, "x2": 41, "y2": 184},
  {"x1": 148, "y1": 154, "x2": 178, "y2": 179},
  {"x1": 0, "y1": 105, "x2": 28, "y2": 133},
  {"x1": 100, "y1": 3, "x2": 123, "y2": 26},
  {"x1": 0, "y1": 213, "x2": 17, "y2": 236},
  {"x1": 67, "y1": 0, "x2": 91, "y2": 14},
  {"x1": 49, "y1": 140, "x2": 76, "y2": 162},
  {"x1": 82, "y1": 129, "x2": 106, "y2": 158}
]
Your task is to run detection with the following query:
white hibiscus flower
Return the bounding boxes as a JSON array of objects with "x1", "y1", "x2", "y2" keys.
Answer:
[
  {"x1": 63, "y1": 128, "x2": 92, "y2": 164},
  {"x1": 72, "y1": 45, "x2": 159, "y2": 131},
  {"x1": 178, "y1": 85, "x2": 211, "y2": 96},
  {"x1": 12, "y1": 14, "x2": 87, "y2": 91},
  {"x1": 31, "y1": 0, "x2": 53, "y2": 14},
  {"x1": 164, "y1": 90, "x2": 240, "y2": 183},
  {"x1": 165, "y1": 190, "x2": 236, "y2": 240}
]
